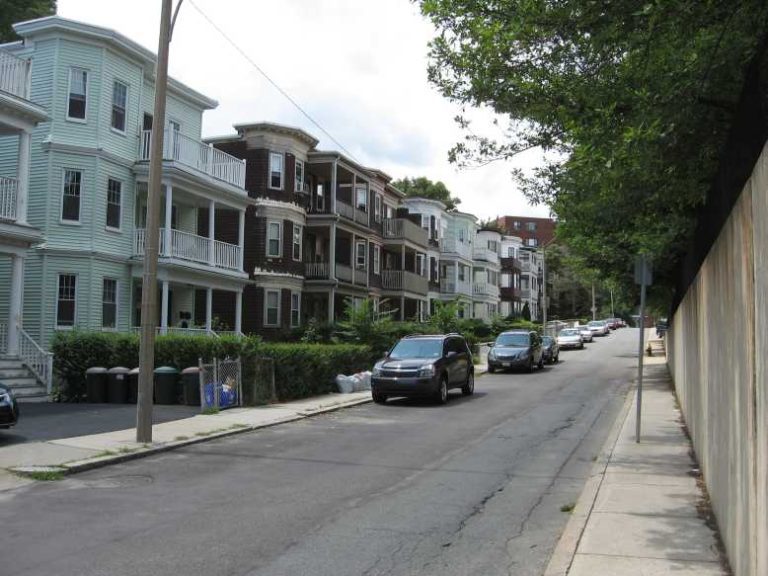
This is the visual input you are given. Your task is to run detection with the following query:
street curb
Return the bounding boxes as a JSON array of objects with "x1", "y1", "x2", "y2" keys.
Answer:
[
  {"x1": 542, "y1": 381, "x2": 636, "y2": 576},
  {"x1": 10, "y1": 396, "x2": 373, "y2": 479}
]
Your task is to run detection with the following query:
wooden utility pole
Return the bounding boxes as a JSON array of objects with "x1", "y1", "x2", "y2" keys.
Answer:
[{"x1": 137, "y1": 0, "x2": 180, "y2": 443}]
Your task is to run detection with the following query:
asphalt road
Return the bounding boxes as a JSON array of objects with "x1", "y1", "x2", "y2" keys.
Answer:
[{"x1": 0, "y1": 329, "x2": 638, "y2": 576}]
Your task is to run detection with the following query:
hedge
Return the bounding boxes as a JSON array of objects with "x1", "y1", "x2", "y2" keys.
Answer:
[{"x1": 51, "y1": 331, "x2": 371, "y2": 403}]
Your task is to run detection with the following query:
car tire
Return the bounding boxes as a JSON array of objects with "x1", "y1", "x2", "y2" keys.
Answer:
[
  {"x1": 554, "y1": 354, "x2": 559, "y2": 363},
  {"x1": 580, "y1": 342, "x2": 584, "y2": 349},
  {"x1": 436, "y1": 375, "x2": 449, "y2": 405},
  {"x1": 538, "y1": 356, "x2": 545, "y2": 370},
  {"x1": 488, "y1": 364, "x2": 495, "y2": 374},
  {"x1": 372, "y1": 391, "x2": 387, "y2": 404},
  {"x1": 528, "y1": 358, "x2": 535, "y2": 373},
  {"x1": 461, "y1": 371, "x2": 475, "y2": 396}
]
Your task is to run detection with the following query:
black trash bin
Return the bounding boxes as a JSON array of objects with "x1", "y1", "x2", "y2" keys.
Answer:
[
  {"x1": 107, "y1": 367, "x2": 130, "y2": 403},
  {"x1": 180, "y1": 367, "x2": 201, "y2": 406},
  {"x1": 127, "y1": 367, "x2": 140, "y2": 403},
  {"x1": 85, "y1": 367, "x2": 108, "y2": 403},
  {"x1": 154, "y1": 366, "x2": 179, "y2": 405}
]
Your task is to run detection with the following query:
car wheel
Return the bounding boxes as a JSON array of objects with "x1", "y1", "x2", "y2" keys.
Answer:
[
  {"x1": 372, "y1": 391, "x2": 387, "y2": 404},
  {"x1": 436, "y1": 375, "x2": 449, "y2": 405},
  {"x1": 554, "y1": 354, "x2": 559, "y2": 363},
  {"x1": 538, "y1": 356, "x2": 545, "y2": 370},
  {"x1": 580, "y1": 342, "x2": 584, "y2": 349},
  {"x1": 528, "y1": 358, "x2": 535, "y2": 373},
  {"x1": 488, "y1": 364, "x2": 495, "y2": 374},
  {"x1": 461, "y1": 371, "x2": 475, "y2": 396}
]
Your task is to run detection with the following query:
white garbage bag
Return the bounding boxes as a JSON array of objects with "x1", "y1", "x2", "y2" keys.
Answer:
[
  {"x1": 336, "y1": 374, "x2": 356, "y2": 394},
  {"x1": 353, "y1": 371, "x2": 372, "y2": 391}
]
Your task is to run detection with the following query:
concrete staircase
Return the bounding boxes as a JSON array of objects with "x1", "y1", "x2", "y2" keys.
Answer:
[{"x1": 0, "y1": 356, "x2": 48, "y2": 402}]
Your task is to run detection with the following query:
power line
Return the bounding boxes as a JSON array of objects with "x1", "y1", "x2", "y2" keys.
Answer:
[{"x1": 187, "y1": 0, "x2": 358, "y2": 161}]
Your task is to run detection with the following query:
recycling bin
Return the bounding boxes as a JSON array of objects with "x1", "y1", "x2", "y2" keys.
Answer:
[
  {"x1": 153, "y1": 366, "x2": 179, "y2": 405},
  {"x1": 107, "y1": 367, "x2": 130, "y2": 403},
  {"x1": 180, "y1": 366, "x2": 201, "y2": 406},
  {"x1": 127, "y1": 367, "x2": 140, "y2": 403},
  {"x1": 85, "y1": 367, "x2": 108, "y2": 403}
]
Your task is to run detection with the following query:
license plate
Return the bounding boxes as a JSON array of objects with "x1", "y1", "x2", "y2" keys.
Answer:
[{"x1": 501, "y1": 362, "x2": 511, "y2": 367}]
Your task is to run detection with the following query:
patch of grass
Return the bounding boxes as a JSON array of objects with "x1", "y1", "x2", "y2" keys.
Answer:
[
  {"x1": 560, "y1": 503, "x2": 576, "y2": 513},
  {"x1": 93, "y1": 450, "x2": 117, "y2": 458},
  {"x1": 174, "y1": 435, "x2": 189, "y2": 442},
  {"x1": 230, "y1": 423, "x2": 247, "y2": 429},
  {"x1": 202, "y1": 407, "x2": 220, "y2": 415},
  {"x1": 21, "y1": 470, "x2": 65, "y2": 481}
]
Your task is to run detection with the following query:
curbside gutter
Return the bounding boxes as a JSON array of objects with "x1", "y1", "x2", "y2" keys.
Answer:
[{"x1": 542, "y1": 382, "x2": 636, "y2": 576}]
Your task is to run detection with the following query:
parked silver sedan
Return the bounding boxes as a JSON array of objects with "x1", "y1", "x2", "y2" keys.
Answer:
[
  {"x1": 578, "y1": 326, "x2": 594, "y2": 342},
  {"x1": 556, "y1": 328, "x2": 584, "y2": 350}
]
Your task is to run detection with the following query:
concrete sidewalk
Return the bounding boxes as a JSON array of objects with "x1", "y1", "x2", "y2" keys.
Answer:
[
  {"x1": 0, "y1": 391, "x2": 374, "y2": 491},
  {"x1": 545, "y1": 352, "x2": 729, "y2": 576}
]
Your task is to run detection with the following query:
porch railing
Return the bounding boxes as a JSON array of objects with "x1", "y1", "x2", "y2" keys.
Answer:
[
  {"x1": 336, "y1": 200, "x2": 369, "y2": 225},
  {"x1": 305, "y1": 262, "x2": 331, "y2": 279},
  {"x1": 0, "y1": 176, "x2": 18, "y2": 222},
  {"x1": 381, "y1": 270, "x2": 428, "y2": 294},
  {"x1": 440, "y1": 279, "x2": 472, "y2": 296},
  {"x1": 383, "y1": 218, "x2": 428, "y2": 246},
  {"x1": 134, "y1": 228, "x2": 242, "y2": 272},
  {"x1": 354, "y1": 267, "x2": 368, "y2": 285},
  {"x1": 473, "y1": 247, "x2": 499, "y2": 265},
  {"x1": 139, "y1": 129, "x2": 246, "y2": 189},
  {"x1": 441, "y1": 237, "x2": 473, "y2": 259},
  {"x1": 0, "y1": 50, "x2": 31, "y2": 100},
  {"x1": 335, "y1": 263, "x2": 353, "y2": 283},
  {"x1": 473, "y1": 282, "x2": 500, "y2": 298},
  {"x1": 19, "y1": 328, "x2": 53, "y2": 394}
]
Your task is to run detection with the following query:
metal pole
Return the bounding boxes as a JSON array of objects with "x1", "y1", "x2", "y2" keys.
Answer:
[
  {"x1": 541, "y1": 250, "x2": 547, "y2": 331},
  {"x1": 137, "y1": 0, "x2": 174, "y2": 443},
  {"x1": 610, "y1": 288, "x2": 615, "y2": 319},
  {"x1": 635, "y1": 257, "x2": 647, "y2": 443},
  {"x1": 591, "y1": 281, "x2": 596, "y2": 320}
]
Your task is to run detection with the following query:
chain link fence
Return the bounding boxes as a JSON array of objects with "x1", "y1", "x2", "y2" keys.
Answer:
[{"x1": 198, "y1": 357, "x2": 242, "y2": 412}]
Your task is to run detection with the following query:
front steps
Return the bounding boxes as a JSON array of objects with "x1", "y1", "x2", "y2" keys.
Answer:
[{"x1": 0, "y1": 356, "x2": 48, "y2": 402}]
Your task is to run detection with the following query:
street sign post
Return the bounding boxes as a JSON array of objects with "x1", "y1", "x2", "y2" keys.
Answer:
[{"x1": 635, "y1": 254, "x2": 652, "y2": 443}]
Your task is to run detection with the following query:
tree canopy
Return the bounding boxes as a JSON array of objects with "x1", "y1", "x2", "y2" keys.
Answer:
[
  {"x1": 419, "y1": 0, "x2": 768, "y2": 299},
  {"x1": 391, "y1": 176, "x2": 462, "y2": 211},
  {"x1": 0, "y1": 0, "x2": 56, "y2": 43}
]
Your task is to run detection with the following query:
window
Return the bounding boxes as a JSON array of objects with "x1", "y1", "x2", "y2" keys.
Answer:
[
  {"x1": 507, "y1": 247, "x2": 515, "y2": 257},
  {"x1": 290, "y1": 292, "x2": 300, "y2": 327},
  {"x1": 526, "y1": 238, "x2": 539, "y2": 247},
  {"x1": 295, "y1": 159, "x2": 304, "y2": 192},
  {"x1": 316, "y1": 184, "x2": 325, "y2": 211},
  {"x1": 356, "y1": 240, "x2": 367, "y2": 269},
  {"x1": 57, "y1": 274, "x2": 77, "y2": 328},
  {"x1": 111, "y1": 81, "x2": 127, "y2": 132},
  {"x1": 106, "y1": 178, "x2": 122, "y2": 229},
  {"x1": 62, "y1": 169, "x2": 82, "y2": 222},
  {"x1": 269, "y1": 153, "x2": 284, "y2": 189},
  {"x1": 458, "y1": 265, "x2": 466, "y2": 281},
  {"x1": 374, "y1": 194, "x2": 382, "y2": 223},
  {"x1": 292, "y1": 223, "x2": 302, "y2": 261},
  {"x1": 373, "y1": 245, "x2": 380, "y2": 274},
  {"x1": 267, "y1": 221, "x2": 282, "y2": 257},
  {"x1": 488, "y1": 240, "x2": 498, "y2": 252},
  {"x1": 102, "y1": 279, "x2": 118, "y2": 329},
  {"x1": 527, "y1": 222, "x2": 537, "y2": 232},
  {"x1": 417, "y1": 253, "x2": 425, "y2": 276},
  {"x1": 421, "y1": 215, "x2": 430, "y2": 232},
  {"x1": 67, "y1": 68, "x2": 88, "y2": 120},
  {"x1": 385, "y1": 204, "x2": 395, "y2": 219},
  {"x1": 458, "y1": 227, "x2": 465, "y2": 242},
  {"x1": 355, "y1": 185, "x2": 368, "y2": 211},
  {"x1": 513, "y1": 221, "x2": 521, "y2": 230},
  {"x1": 265, "y1": 289, "x2": 280, "y2": 326}
]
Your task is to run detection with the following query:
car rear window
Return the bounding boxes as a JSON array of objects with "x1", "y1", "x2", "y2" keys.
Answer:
[
  {"x1": 389, "y1": 339, "x2": 442, "y2": 359},
  {"x1": 560, "y1": 329, "x2": 579, "y2": 336},
  {"x1": 496, "y1": 333, "x2": 530, "y2": 346}
]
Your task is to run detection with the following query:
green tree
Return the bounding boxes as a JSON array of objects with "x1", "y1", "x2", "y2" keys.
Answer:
[
  {"x1": 391, "y1": 176, "x2": 461, "y2": 211},
  {"x1": 521, "y1": 302, "x2": 531, "y2": 322},
  {"x1": 418, "y1": 0, "x2": 768, "y2": 300},
  {"x1": 0, "y1": 0, "x2": 56, "y2": 43}
]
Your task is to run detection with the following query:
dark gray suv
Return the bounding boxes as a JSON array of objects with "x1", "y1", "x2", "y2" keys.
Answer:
[{"x1": 371, "y1": 334, "x2": 475, "y2": 405}]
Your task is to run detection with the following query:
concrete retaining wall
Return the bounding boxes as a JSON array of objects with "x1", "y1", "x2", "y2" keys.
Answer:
[{"x1": 667, "y1": 144, "x2": 768, "y2": 576}]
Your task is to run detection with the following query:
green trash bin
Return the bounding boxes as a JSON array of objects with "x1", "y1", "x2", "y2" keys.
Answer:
[
  {"x1": 154, "y1": 366, "x2": 179, "y2": 405},
  {"x1": 85, "y1": 367, "x2": 108, "y2": 403},
  {"x1": 127, "y1": 367, "x2": 140, "y2": 403},
  {"x1": 107, "y1": 367, "x2": 130, "y2": 403},
  {"x1": 180, "y1": 366, "x2": 201, "y2": 406}
]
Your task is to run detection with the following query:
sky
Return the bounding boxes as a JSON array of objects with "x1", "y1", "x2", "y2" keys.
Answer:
[{"x1": 56, "y1": 0, "x2": 550, "y2": 221}]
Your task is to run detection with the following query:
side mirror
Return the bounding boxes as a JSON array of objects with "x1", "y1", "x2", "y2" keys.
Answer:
[{"x1": 446, "y1": 351, "x2": 458, "y2": 359}]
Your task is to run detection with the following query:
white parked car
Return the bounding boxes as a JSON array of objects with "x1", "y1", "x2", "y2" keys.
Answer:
[
  {"x1": 578, "y1": 326, "x2": 594, "y2": 342},
  {"x1": 587, "y1": 320, "x2": 609, "y2": 336},
  {"x1": 556, "y1": 328, "x2": 584, "y2": 350}
]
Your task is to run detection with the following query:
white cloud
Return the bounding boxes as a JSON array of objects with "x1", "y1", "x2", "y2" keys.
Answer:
[{"x1": 56, "y1": 0, "x2": 550, "y2": 219}]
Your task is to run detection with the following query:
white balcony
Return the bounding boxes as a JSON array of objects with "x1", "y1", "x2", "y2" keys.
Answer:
[
  {"x1": 0, "y1": 176, "x2": 18, "y2": 222},
  {"x1": 472, "y1": 247, "x2": 499, "y2": 265},
  {"x1": 0, "y1": 51, "x2": 30, "y2": 100},
  {"x1": 140, "y1": 130, "x2": 246, "y2": 190},
  {"x1": 473, "y1": 282, "x2": 500, "y2": 298},
  {"x1": 382, "y1": 270, "x2": 428, "y2": 294},
  {"x1": 440, "y1": 279, "x2": 472, "y2": 296},
  {"x1": 134, "y1": 228, "x2": 242, "y2": 272},
  {"x1": 305, "y1": 262, "x2": 331, "y2": 279},
  {"x1": 521, "y1": 288, "x2": 532, "y2": 300},
  {"x1": 441, "y1": 237, "x2": 473, "y2": 260}
]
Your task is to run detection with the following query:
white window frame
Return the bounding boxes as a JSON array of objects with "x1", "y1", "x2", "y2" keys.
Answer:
[
  {"x1": 61, "y1": 168, "x2": 83, "y2": 224},
  {"x1": 355, "y1": 185, "x2": 368, "y2": 212},
  {"x1": 374, "y1": 194, "x2": 382, "y2": 223},
  {"x1": 267, "y1": 220, "x2": 282, "y2": 258},
  {"x1": 295, "y1": 159, "x2": 304, "y2": 192},
  {"x1": 102, "y1": 278, "x2": 119, "y2": 330},
  {"x1": 264, "y1": 289, "x2": 281, "y2": 327},
  {"x1": 292, "y1": 222, "x2": 302, "y2": 261},
  {"x1": 316, "y1": 184, "x2": 325, "y2": 212},
  {"x1": 290, "y1": 291, "x2": 301, "y2": 328},
  {"x1": 67, "y1": 68, "x2": 88, "y2": 122},
  {"x1": 417, "y1": 253, "x2": 425, "y2": 276},
  {"x1": 269, "y1": 152, "x2": 284, "y2": 190},
  {"x1": 56, "y1": 273, "x2": 78, "y2": 329},
  {"x1": 458, "y1": 227, "x2": 465, "y2": 243},
  {"x1": 110, "y1": 80, "x2": 128, "y2": 134},
  {"x1": 106, "y1": 177, "x2": 122, "y2": 231},
  {"x1": 355, "y1": 240, "x2": 367, "y2": 270},
  {"x1": 373, "y1": 245, "x2": 380, "y2": 275}
]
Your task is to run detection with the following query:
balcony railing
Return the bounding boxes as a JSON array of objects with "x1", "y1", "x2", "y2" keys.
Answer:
[
  {"x1": 134, "y1": 228, "x2": 242, "y2": 272},
  {"x1": 0, "y1": 51, "x2": 30, "y2": 100},
  {"x1": 521, "y1": 288, "x2": 532, "y2": 300},
  {"x1": 381, "y1": 270, "x2": 428, "y2": 294},
  {"x1": 335, "y1": 200, "x2": 369, "y2": 226},
  {"x1": 305, "y1": 262, "x2": 331, "y2": 279},
  {"x1": 383, "y1": 218, "x2": 428, "y2": 246},
  {"x1": 473, "y1": 247, "x2": 499, "y2": 265},
  {"x1": 500, "y1": 286, "x2": 522, "y2": 300},
  {"x1": 0, "y1": 176, "x2": 18, "y2": 222},
  {"x1": 473, "y1": 282, "x2": 500, "y2": 298},
  {"x1": 441, "y1": 237, "x2": 473, "y2": 259},
  {"x1": 500, "y1": 257, "x2": 522, "y2": 271},
  {"x1": 140, "y1": 130, "x2": 246, "y2": 189},
  {"x1": 440, "y1": 279, "x2": 472, "y2": 296}
]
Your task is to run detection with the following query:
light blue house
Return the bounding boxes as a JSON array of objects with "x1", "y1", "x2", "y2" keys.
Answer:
[{"x1": 0, "y1": 16, "x2": 250, "y2": 397}]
